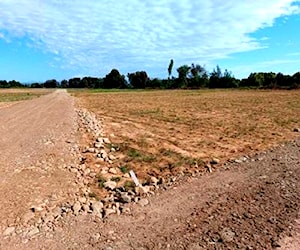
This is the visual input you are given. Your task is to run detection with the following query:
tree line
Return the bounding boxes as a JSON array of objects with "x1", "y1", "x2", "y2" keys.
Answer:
[{"x1": 1, "y1": 60, "x2": 300, "y2": 89}]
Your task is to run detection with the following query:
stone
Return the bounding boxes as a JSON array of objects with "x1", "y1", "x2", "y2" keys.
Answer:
[
  {"x1": 120, "y1": 193, "x2": 131, "y2": 203},
  {"x1": 108, "y1": 154, "x2": 116, "y2": 161},
  {"x1": 3, "y1": 227, "x2": 15, "y2": 236},
  {"x1": 84, "y1": 168, "x2": 91, "y2": 176},
  {"x1": 138, "y1": 198, "x2": 149, "y2": 207},
  {"x1": 220, "y1": 228, "x2": 235, "y2": 243},
  {"x1": 293, "y1": 128, "x2": 300, "y2": 132},
  {"x1": 104, "y1": 181, "x2": 117, "y2": 190},
  {"x1": 91, "y1": 202, "x2": 104, "y2": 214},
  {"x1": 94, "y1": 142, "x2": 103, "y2": 148},
  {"x1": 205, "y1": 164, "x2": 213, "y2": 173},
  {"x1": 150, "y1": 176, "x2": 159, "y2": 185},
  {"x1": 87, "y1": 148, "x2": 96, "y2": 153},
  {"x1": 103, "y1": 138, "x2": 111, "y2": 144},
  {"x1": 104, "y1": 208, "x2": 116, "y2": 217},
  {"x1": 135, "y1": 185, "x2": 150, "y2": 195},
  {"x1": 27, "y1": 227, "x2": 40, "y2": 237},
  {"x1": 72, "y1": 201, "x2": 82, "y2": 215},
  {"x1": 108, "y1": 167, "x2": 117, "y2": 174},
  {"x1": 210, "y1": 158, "x2": 220, "y2": 165}
]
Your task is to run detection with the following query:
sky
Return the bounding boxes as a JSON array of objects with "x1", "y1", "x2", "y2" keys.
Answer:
[{"x1": 0, "y1": 0, "x2": 300, "y2": 83}]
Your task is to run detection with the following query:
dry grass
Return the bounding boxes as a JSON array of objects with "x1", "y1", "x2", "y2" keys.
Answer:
[
  {"x1": 0, "y1": 89, "x2": 52, "y2": 106},
  {"x1": 73, "y1": 89, "x2": 300, "y2": 181}
]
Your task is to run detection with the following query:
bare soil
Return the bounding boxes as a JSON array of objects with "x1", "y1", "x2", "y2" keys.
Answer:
[{"x1": 0, "y1": 89, "x2": 299, "y2": 249}]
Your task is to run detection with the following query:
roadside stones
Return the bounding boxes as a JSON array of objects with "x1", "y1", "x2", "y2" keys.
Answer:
[
  {"x1": 27, "y1": 227, "x2": 40, "y2": 237},
  {"x1": 72, "y1": 201, "x2": 82, "y2": 215},
  {"x1": 205, "y1": 164, "x2": 213, "y2": 173},
  {"x1": 210, "y1": 158, "x2": 220, "y2": 165},
  {"x1": 91, "y1": 201, "x2": 104, "y2": 214},
  {"x1": 108, "y1": 167, "x2": 118, "y2": 174},
  {"x1": 104, "y1": 181, "x2": 117, "y2": 190},
  {"x1": 3, "y1": 227, "x2": 16, "y2": 236},
  {"x1": 150, "y1": 176, "x2": 159, "y2": 185},
  {"x1": 293, "y1": 127, "x2": 300, "y2": 132},
  {"x1": 138, "y1": 198, "x2": 149, "y2": 207}
]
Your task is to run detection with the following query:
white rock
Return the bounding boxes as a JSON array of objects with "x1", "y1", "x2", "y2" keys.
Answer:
[
  {"x1": 108, "y1": 167, "x2": 117, "y2": 174},
  {"x1": 135, "y1": 185, "x2": 150, "y2": 195},
  {"x1": 27, "y1": 227, "x2": 40, "y2": 237},
  {"x1": 210, "y1": 158, "x2": 220, "y2": 164},
  {"x1": 91, "y1": 202, "x2": 104, "y2": 214},
  {"x1": 138, "y1": 198, "x2": 149, "y2": 207},
  {"x1": 3, "y1": 227, "x2": 15, "y2": 236},
  {"x1": 108, "y1": 154, "x2": 116, "y2": 161},
  {"x1": 103, "y1": 138, "x2": 111, "y2": 144},
  {"x1": 104, "y1": 208, "x2": 115, "y2": 217},
  {"x1": 150, "y1": 176, "x2": 159, "y2": 185},
  {"x1": 72, "y1": 201, "x2": 81, "y2": 215},
  {"x1": 103, "y1": 181, "x2": 117, "y2": 190}
]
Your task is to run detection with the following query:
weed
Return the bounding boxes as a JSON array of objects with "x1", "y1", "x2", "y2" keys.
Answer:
[
  {"x1": 127, "y1": 148, "x2": 141, "y2": 158},
  {"x1": 111, "y1": 176, "x2": 121, "y2": 182},
  {"x1": 124, "y1": 180, "x2": 135, "y2": 191},
  {"x1": 120, "y1": 165, "x2": 128, "y2": 173},
  {"x1": 88, "y1": 192, "x2": 99, "y2": 199},
  {"x1": 97, "y1": 174, "x2": 107, "y2": 188}
]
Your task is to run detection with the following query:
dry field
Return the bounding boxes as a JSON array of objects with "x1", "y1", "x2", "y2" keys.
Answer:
[
  {"x1": 0, "y1": 88, "x2": 52, "y2": 108},
  {"x1": 73, "y1": 89, "x2": 300, "y2": 184}
]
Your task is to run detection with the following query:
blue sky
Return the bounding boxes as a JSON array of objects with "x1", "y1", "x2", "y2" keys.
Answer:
[{"x1": 0, "y1": 0, "x2": 300, "y2": 83}]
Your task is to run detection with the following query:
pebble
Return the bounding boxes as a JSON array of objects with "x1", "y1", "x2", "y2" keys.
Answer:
[
  {"x1": 210, "y1": 158, "x2": 220, "y2": 164},
  {"x1": 27, "y1": 227, "x2": 40, "y2": 237},
  {"x1": 108, "y1": 168, "x2": 118, "y2": 174},
  {"x1": 104, "y1": 181, "x2": 117, "y2": 190},
  {"x1": 104, "y1": 208, "x2": 116, "y2": 217},
  {"x1": 138, "y1": 198, "x2": 149, "y2": 207},
  {"x1": 72, "y1": 201, "x2": 82, "y2": 215},
  {"x1": 3, "y1": 227, "x2": 15, "y2": 236}
]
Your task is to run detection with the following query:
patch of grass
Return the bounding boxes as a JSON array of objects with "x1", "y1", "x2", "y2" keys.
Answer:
[
  {"x1": 88, "y1": 192, "x2": 99, "y2": 200},
  {"x1": 120, "y1": 165, "x2": 128, "y2": 173},
  {"x1": 124, "y1": 180, "x2": 135, "y2": 191},
  {"x1": 96, "y1": 174, "x2": 107, "y2": 188},
  {"x1": 0, "y1": 93, "x2": 40, "y2": 102},
  {"x1": 111, "y1": 176, "x2": 121, "y2": 182},
  {"x1": 127, "y1": 148, "x2": 141, "y2": 158},
  {"x1": 140, "y1": 155, "x2": 157, "y2": 163}
]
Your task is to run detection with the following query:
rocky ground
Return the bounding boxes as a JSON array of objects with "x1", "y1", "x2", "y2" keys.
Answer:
[{"x1": 0, "y1": 90, "x2": 299, "y2": 249}]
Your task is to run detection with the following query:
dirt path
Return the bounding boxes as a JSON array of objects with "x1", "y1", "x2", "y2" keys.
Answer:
[
  {"x1": 0, "y1": 89, "x2": 78, "y2": 230},
  {"x1": 0, "y1": 90, "x2": 299, "y2": 249}
]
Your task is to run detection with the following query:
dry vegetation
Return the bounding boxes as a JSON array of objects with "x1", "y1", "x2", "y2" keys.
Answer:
[
  {"x1": 73, "y1": 89, "x2": 300, "y2": 183},
  {"x1": 0, "y1": 89, "x2": 52, "y2": 108}
]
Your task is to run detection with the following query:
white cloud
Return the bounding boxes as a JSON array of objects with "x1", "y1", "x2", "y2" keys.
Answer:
[{"x1": 0, "y1": 0, "x2": 299, "y2": 77}]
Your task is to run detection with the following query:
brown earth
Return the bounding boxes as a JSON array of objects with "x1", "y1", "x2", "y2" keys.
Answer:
[{"x1": 0, "y1": 89, "x2": 299, "y2": 249}]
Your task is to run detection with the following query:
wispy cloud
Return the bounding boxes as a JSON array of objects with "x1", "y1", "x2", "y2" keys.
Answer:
[{"x1": 0, "y1": 0, "x2": 299, "y2": 77}]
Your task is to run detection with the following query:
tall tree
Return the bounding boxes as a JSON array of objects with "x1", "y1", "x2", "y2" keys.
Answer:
[
  {"x1": 168, "y1": 59, "x2": 174, "y2": 78},
  {"x1": 103, "y1": 69, "x2": 127, "y2": 89}
]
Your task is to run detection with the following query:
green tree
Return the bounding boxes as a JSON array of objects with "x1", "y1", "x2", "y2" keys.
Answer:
[
  {"x1": 103, "y1": 69, "x2": 127, "y2": 89},
  {"x1": 176, "y1": 65, "x2": 190, "y2": 88},
  {"x1": 168, "y1": 59, "x2": 174, "y2": 78},
  {"x1": 127, "y1": 71, "x2": 149, "y2": 89}
]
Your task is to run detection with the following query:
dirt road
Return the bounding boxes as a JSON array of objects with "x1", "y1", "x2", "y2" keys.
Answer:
[{"x1": 0, "y1": 90, "x2": 299, "y2": 249}]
